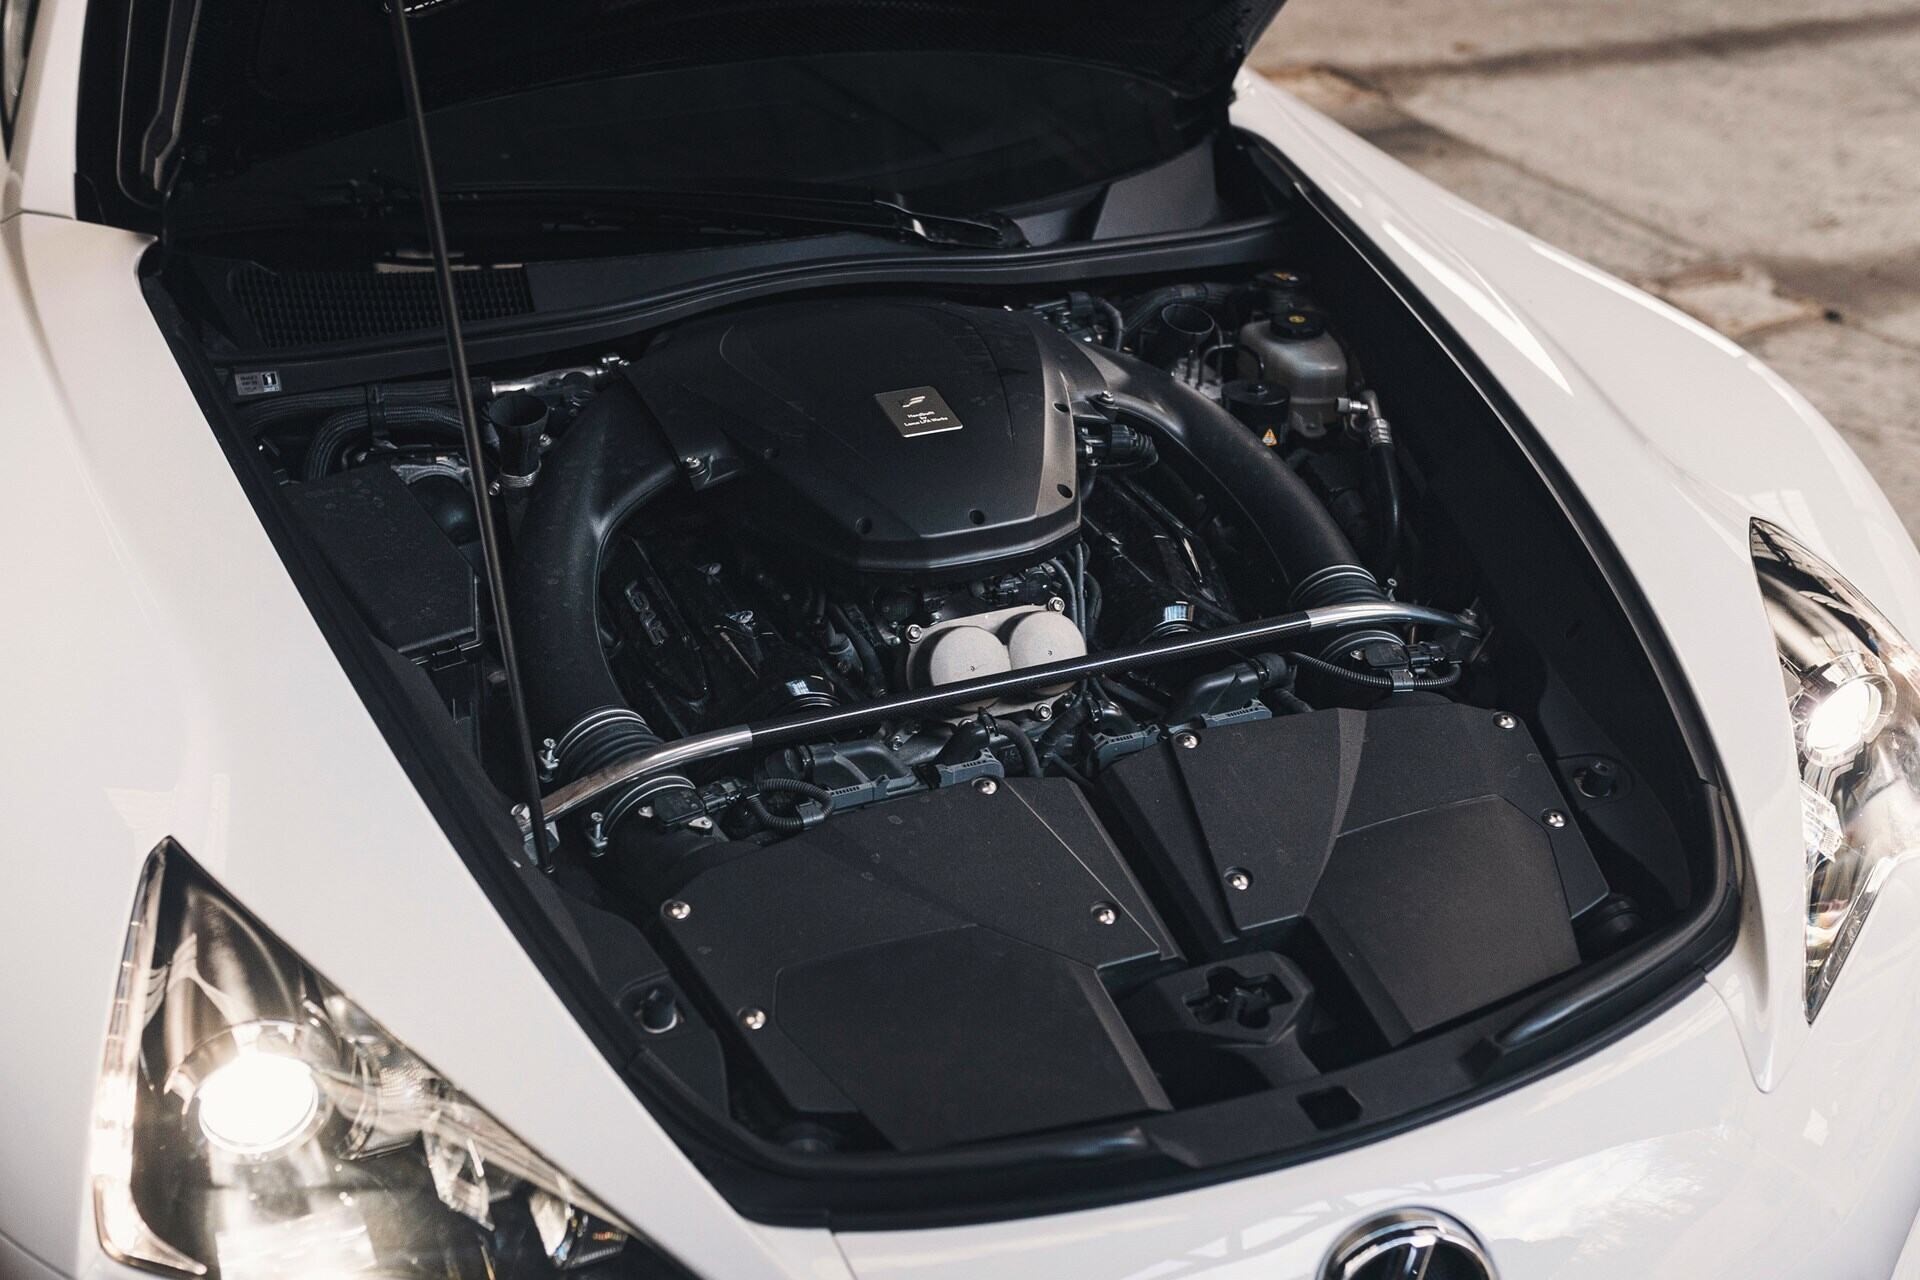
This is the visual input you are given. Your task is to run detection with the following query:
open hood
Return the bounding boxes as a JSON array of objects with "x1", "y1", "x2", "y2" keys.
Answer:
[{"x1": 98, "y1": 0, "x2": 1286, "y2": 221}]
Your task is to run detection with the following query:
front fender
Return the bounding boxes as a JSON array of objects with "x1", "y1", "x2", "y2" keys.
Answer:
[{"x1": 1232, "y1": 71, "x2": 1920, "y2": 1088}]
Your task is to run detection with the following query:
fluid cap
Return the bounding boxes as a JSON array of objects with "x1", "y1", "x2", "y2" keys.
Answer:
[{"x1": 1267, "y1": 309, "x2": 1328, "y2": 341}]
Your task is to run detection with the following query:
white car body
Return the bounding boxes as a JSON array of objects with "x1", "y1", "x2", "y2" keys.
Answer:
[{"x1": 4, "y1": 1, "x2": 1920, "y2": 1274}]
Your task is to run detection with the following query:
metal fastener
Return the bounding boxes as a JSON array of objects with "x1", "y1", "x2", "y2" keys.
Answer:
[
  {"x1": 1225, "y1": 869, "x2": 1252, "y2": 892},
  {"x1": 738, "y1": 1008, "x2": 768, "y2": 1031},
  {"x1": 1494, "y1": 713, "x2": 1518, "y2": 730},
  {"x1": 1047, "y1": 596, "x2": 1067, "y2": 613},
  {"x1": 1175, "y1": 731, "x2": 1200, "y2": 750},
  {"x1": 688, "y1": 815, "x2": 715, "y2": 833},
  {"x1": 1035, "y1": 702, "x2": 1054, "y2": 721},
  {"x1": 538, "y1": 737, "x2": 560, "y2": 780},
  {"x1": 973, "y1": 777, "x2": 999, "y2": 796},
  {"x1": 1091, "y1": 904, "x2": 1118, "y2": 926},
  {"x1": 905, "y1": 623, "x2": 925, "y2": 644},
  {"x1": 1543, "y1": 810, "x2": 1568, "y2": 829},
  {"x1": 663, "y1": 899, "x2": 692, "y2": 921},
  {"x1": 587, "y1": 811, "x2": 609, "y2": 855}
]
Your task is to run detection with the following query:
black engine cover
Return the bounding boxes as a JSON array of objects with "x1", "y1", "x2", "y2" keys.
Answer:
[{"x1": 634, "y1": 299, "x2": 1088, "y2": 578}]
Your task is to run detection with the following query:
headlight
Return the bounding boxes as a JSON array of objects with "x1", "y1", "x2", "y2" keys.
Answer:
[
  {"x1": 1754, "y1": 520, "x2": 1920, "y2": 1020},
  {"x1": 91, "y1": 843, "x2": 696, "y2": 1278}
]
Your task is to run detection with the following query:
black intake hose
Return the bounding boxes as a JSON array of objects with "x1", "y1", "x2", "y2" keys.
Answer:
[
  {"x1": 1077, "y1": 346, "x2": 1398, "y2": 659},
  {"x1": 509, "y1": 376, "x2": 694, "y2": 829}
]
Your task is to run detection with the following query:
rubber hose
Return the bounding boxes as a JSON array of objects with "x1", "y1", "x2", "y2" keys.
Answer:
[
  {"x1": 508, "y1": 376, "x2": 691, "y2": 816},
  {"x1": 1076, "y1": 346, "x2": 1397, "y2": 659},
  {"x1": 997, "y1": 719, "x2": 1045, "y2": 778},
  {"x1": 239, "y1": 379, "x2": 488, "y2": 435},
  {"x1": 1117, "y1": 282, "x2": 1237, "y2": 346},
  {"x1": 1368, "y1": 440, "x2": 1402, "y2": 581},
  {"x1": 302, "y1": 404, "x2": 469, "y2": 479},
  {"x1": 1287, "y1": 651, "x2": 1461, "y2": 690},
  {"x1": 747, "y1": 777, "x2": 836, "y2": 833}
]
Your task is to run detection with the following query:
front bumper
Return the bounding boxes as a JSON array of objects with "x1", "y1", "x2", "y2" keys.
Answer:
[{"x1": 834, "y1": 898, "x2": 1920, "y2": 1277}]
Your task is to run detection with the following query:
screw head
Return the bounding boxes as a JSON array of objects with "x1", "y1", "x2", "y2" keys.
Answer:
[
  {"x1": 1047, "y1": 596, "x2": 1067, "y2": 613},
  {"x1": 1091, "y1": 904, "x2": 1118, "y2": 926},
  {"x1": 739, "y1": 1008, "x2": 768, "y2": 1031},
  {"x1": 511, "y1": 803, "x2": 530, "y2": 820},
  {"x1": 1035, "y1": 702, "x2": 1054, "y2": 721},
  {"x1": 905, "y1": 623, "x2": 925, "y2": 643},
  {"x1": 688, "y1": 815, "x2": 715, "y2": 832},
  {"x1": 1495, "y1": 713, "x2": 1518, "y2": 730},
  {"x1": 973, "y1": 777, "x2": 999, "y2": 796},
  {"x1": 1175, "y1": 731, "x2": 1200, "y2": 750},
  {"x1": 1225, "y1": 868, "x2": 1251, "y2": 892},
  {"x1": 1543, "y1": 809, "x2": 1568, "y2": 829},
  {"x1": 663, "y1": 899, "x2": 692, "y2": 921}
]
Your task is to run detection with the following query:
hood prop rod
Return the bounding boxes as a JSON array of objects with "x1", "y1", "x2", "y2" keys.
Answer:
[
  {"x1": 387, "y1": 2, "x2": 553, "y2": 869},
  {"x1": 530, "y1": 600, "x2": 1483, "y2": 830}
]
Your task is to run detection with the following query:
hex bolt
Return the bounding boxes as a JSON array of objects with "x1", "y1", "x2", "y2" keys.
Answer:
[
  {"x1": 1543, "y1": 810, "x2": 1568, "y2": 829},
  {"x1": 688, "y1": 815, "x2": 715, "y2": 833},
  {"x1": 1175, "y1": 731, "x2": 1200, "y2": 750},
  {"x1": 663, "y1": 899, "x2": 692, "y2": 922},
  {"x1": 905, "y1": 623, "x2": 926, "y2": 644},
  {"x1": 1047, "y1": 596, "x2": 1067, "y2": 613},
  {"x1": 1225, "y1": 868, "x2": 1252, "y2": 892},
  {"x1": 537, "y1": 737, "x2": 560, "y2": 780},
  {"x1": 587, "y1": 812, "x2": 609, "y2": 855},
  {"x1": 1091, "y1": 904, "x2": 1118, "y2": 926},
  {"x1": 1035, "y1": 702, "x2": 1054, "y2": 721},
  {"x1": 1494, "y1": 713, "x2": 1518, "y2": 730},
  {"x1": 973, "y1": 777, "x2": 999, "y2": 796},
  {"x1": 739, "y1": 1008, "x2": 768, "y2": 1031}
]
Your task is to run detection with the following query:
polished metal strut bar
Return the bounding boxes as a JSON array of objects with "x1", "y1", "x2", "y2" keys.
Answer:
[{"x1": 526, "y1": 600, "x2": 1481, "y2": 828}]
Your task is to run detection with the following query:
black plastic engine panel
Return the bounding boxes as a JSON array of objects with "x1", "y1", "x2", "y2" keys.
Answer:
[
  {"x1": 652, "y1": 778, "x2": 1176, "y2": 1151},
  {"x1": 633, "y1": 299, "x2": 1087, "y2": 578},
  {"x1": 1102, "y1": 704, "x2": 1608, "y2": 1045}
]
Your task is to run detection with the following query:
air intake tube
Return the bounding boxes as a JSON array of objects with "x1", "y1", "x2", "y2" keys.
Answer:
[
  {"x1": 1076, "y1": 346, "x2": 1398, "y2": 660},
  {"x1": 508, "y1": 376, "x2": 697, "y2": 831}
]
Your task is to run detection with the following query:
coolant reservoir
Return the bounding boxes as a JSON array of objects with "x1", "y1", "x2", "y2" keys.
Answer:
[{"x1": 1236, "y1": 309, "x2": 1347, "y2": 440}]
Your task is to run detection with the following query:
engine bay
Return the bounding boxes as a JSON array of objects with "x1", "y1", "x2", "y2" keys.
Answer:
[{"x1": 163, "y1": 241, "x2": 1721, "y2": 1215}]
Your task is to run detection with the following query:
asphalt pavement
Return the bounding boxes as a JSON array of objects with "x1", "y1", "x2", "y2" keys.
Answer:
[{"x1": 1252, "y1": 0, "x2": 1920, "y2": 536}]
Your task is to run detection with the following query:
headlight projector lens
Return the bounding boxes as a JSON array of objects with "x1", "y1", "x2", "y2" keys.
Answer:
[
  {"x1": 1792, "y1": 650, "x2": 1894, "y2": 770},
  {"x1": 193, "y1": 1041, "x2": 321, "y2": 1157}
]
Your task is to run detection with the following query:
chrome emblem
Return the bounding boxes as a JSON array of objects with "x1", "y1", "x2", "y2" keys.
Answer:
[{"x1": 1321, "y1": 1209, "x2": 1496, "y2": 1280}]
